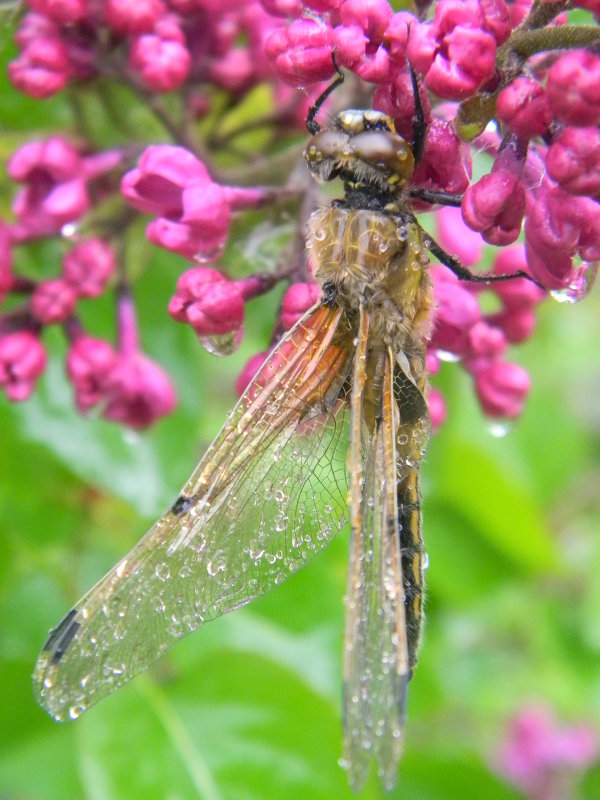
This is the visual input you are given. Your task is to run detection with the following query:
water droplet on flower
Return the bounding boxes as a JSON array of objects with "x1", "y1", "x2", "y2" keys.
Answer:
[
  {"x1": 61, "y1": 222, "x2": 78, "y2": 238},
  {"x1": 485, "y1": 418, "x2": 514, "y2": 438},
  {"x1": 194, "y1": 243, "x2": 225, "y2": 263},
  {"x1": 122, "y1": 428, "x2": 141, "y2": 446},
  {"x1": 550, "y1": 261, "x2": 598, "y2": 304},
  {"x1": 200, "y1": 326, "x2": 243, "y2": 356},
  {"x1": 435, "y1": 349, "x2": 460, "y2": 363}
]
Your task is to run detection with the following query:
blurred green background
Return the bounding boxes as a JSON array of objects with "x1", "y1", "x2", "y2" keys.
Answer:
[{"x1": 2, "y1": 12, "x2": 600, "y2": 800}]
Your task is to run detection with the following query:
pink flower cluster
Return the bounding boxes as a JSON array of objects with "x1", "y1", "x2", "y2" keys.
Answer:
[
  {"x1": 267, "y1": 0, "x2": 600, "y2": 292},
  {"x1": 10, "y1": 0, "x2": 283, "y2": 97},
  {"x1": 0, "y1": 133, "x2": 177, "y2": 427},
  {"x1": 66, "y1": 292, "x2": 177, "y2": 429},
  {"x1": 2, "y1": 0, "x2": 599, "y2": 429},
  {"x1": 122, "y1": 145, "x2": 272, "y2": 261},
  {"x1": 495, "y1": 706, "x2": 599, "y2": 799},
  {"x1": 428, "y1": 208, "x2": 546, "y2": 425}
]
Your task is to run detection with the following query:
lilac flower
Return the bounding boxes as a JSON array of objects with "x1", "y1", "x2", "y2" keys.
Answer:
[
  {"x1": 123, "y1": 145, "x2": 273, "y2": 261},
  {"x1": 0, "y1": 331, "x2": 46, "y2": 401},
  {"x1": 2, "y1": 0, "x2": 599, "y2": 430},
  {"x1": 495, "y1": 706, "x2": 599, "y2": 800}
]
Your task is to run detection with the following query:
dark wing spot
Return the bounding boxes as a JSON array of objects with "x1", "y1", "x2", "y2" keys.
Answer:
[
  {"x1": 42, "y1": 608, "x2": 81, "y2": 664},
  {"x1": 42, "y1": 608, "x2": 77, "y2": 652},
  {"x1": 170, "y1": 494, "x2": 194, "y2": 516}
]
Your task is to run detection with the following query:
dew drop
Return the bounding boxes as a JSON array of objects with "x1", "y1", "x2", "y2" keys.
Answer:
[
  {"x1": 314, "y1": 227, "x2": 327, "y2": 242},
  {"x1": 69, "y1": 704, "x2": 85, "y2": 719},
  {"x1": 422, "y1": 551, "x2": 430, "y2": 571},
  {"x1": 207, "y1": 550, "x2": 227, "y2": 576},
  {"x1": 486, "y1": 418, "x2": 514, "y2": 438},
  {"x1": 155, "y1": 562, "x2": 170, "y2": 582},
  {"x1": 194, "y1": 242, "x2": 225, "y2": 264},
  {"x1": 61, "y1": 222, "x2": 78, "y2": 238},
  {"x1": 435, "y1": 349, "x2": 460, "y2": 363},
  {"x1": 122, "y1": 428, "x2": 141, "y2": 446},
  {"x1": 550, "y1": 261, "x2": 598, "y2": 304},
  {"x1": 200, "y1": 327, "x2": 243, "y2": 357}
]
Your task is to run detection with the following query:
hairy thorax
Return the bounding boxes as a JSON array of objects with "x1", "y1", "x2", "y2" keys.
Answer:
[{"x1": 307, "y1": 205, "x2": 433, "y2": 352}]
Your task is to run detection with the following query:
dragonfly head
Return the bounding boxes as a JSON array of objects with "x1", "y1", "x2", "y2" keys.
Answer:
[{"x1": 303, "y1": 109, "x2": 415, "y2": 203}]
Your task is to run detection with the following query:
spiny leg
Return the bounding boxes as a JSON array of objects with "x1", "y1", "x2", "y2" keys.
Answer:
[{"x1": 424, "y1": 230, "x2": 545, "y2": 289}]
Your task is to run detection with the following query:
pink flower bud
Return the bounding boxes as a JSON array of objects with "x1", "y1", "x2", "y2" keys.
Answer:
[
  {"x1": 491, "y1": 246, "x2": 545, "y2": 307},
  {"x1": 62, "y1": 239, "x2": 116, "y2": 297},
  {"x1": 235, "y1": 350, "x2": 269, "y2": 395},
  {"x1": 572, "y1": 0, "x2": 600, "y2": 15},
  {"x1": 546, "y1": 127, "x2": 600, "y2": 197},
  {"x1": 461, "y1": 170, "x2": 525, "y2": 245},
  {"x1": 467, "y1": 320, "x2": 506, "y2": 358},
  {"x1": 168, "y1": 267, "x2": 245, "y2": 336},
  {"x1": 426, "y1": 350, "x2": 440, "y2": 375},
  {"x1": 66, "y1": 335, "x2": 118, "y2": 411},
  {"x1": 507, "y1": 0, "x2": 532, "y2": 25},
  {"x1": 547, "y1": 50, "x2": 600, "y2": 127},
  {"x1": 102, "y1": 352, "x2": 177, "y2": 429},
  {"x1": 209, "y1": 48, "x2": 254, "y2": 93},
  {"x1": 260, "y1": 0, "x2": 303, "y2": 18},
  {"x1": 339, "y1": 0, "x2": 392, "y2": 42},
  {"x1": 427, "y1": 386, "x2": 447, "y2": 432},
  {"x1": 496, "y1": 77, "x2": 553, "y2": 138},
  {"x1": 0, "y1": 224, "x2": 14, "y2": 302},
  {"x1": 121, "y1": 145, "x2": 210, "y2": 217},
  {"x1": 8, "y1": 137, "x2": 89, "y2": 234},
  {"x1": 495, "y1": 706, "x2": 599, "y2": 796},
  {"x1": 105, "y1": 0, "x2": 167, "y2": 34},
  {"x1": 436, "y1": 206, "x2": 483, "y2": 267},
  {"x1": 474, "y1": 361, "x2": 530, "y2": 417},
  {"x1": 335, "y1": 26, "x2": 390, "y2": 83},
  {"x1": 8, "y1": 36, "x2": 70, "y2": 99},
  {"x1": 280, "y1": 282, "x2": 321, "y2": 329},
  {"x1": 265, "y1": 18, "x2": 336, "y2": 86},
  {"x1": 129, "y1": 33, "x2": 191, "y2": 92},
  {"x1": 408, "y1": 4, "x2": 497, "y2": 101},
  {"x1": 425, "y1": 24, "x2": 496, "y2": 100},
  {"x1": 478, "y1": 0, "x2": 512, "y2": 45},
  {"x1": 31, "y1": 279, "x2": 78, "y2": 324},
  {"x1": 383, "y1": 11, "x2": 414, "y2": 65},
  {"x1": 488, "y1": 306, "x2": 536, "y2": 343},
  {"x1": 430, "y1": 272, "x2": 481, "y2": 356},
  {"x1": 524, "y1": 183, "x2": 591, "y2": 288},
  {"x1": 28, "y1": 0, "x2": 88, "y2": 23},
  {"x1": 0, "y1": 331, "x2": 46, "y2": 401},
  {"x1": 412, "y1": 120, "x2": 471, "y2": 196},
  {"x1": 374, "y1": 65, "x2": 432, "y2": 141},
  {"x1": 123, "y1": 146, "x2": 240, "y2": 260}
]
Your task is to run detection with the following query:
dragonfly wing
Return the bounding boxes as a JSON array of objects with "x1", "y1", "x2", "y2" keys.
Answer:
[
  {"x1": 342, "y1": 338, "x2": 411, "y2": 792},
  {"x1": 34, "y1": 304, "x2": 354, "y2": 721}
]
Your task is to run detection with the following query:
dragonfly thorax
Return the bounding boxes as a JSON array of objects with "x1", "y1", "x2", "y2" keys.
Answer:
[{"x1": 307, "y1": 205, "x2": 433, "y2": 350}]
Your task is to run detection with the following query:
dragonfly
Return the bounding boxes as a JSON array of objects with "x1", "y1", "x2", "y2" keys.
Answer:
[{"x1": 33, "y1": 68, "x2": 539, "y2": 790}]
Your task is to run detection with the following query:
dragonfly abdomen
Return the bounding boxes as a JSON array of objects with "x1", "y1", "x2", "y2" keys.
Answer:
[{"x1": 397, "y1": 468, "x2": 425, "y2": 671}]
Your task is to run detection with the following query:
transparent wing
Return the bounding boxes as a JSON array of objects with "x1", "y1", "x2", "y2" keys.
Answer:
[
  {"x1": 34, "y1": 304, "x2": 354, "y2": 721},
  {"x1": 343, "y1": 338, "x2": 422, "y2": 792}
]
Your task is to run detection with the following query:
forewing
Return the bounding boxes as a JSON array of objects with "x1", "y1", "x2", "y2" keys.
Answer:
[
  {"x1": 343, "y1": 343, "x2": 409, "y2": 792},
  {"x1": 34, "y1": 305, "x2": 354, "y2": 721}
]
